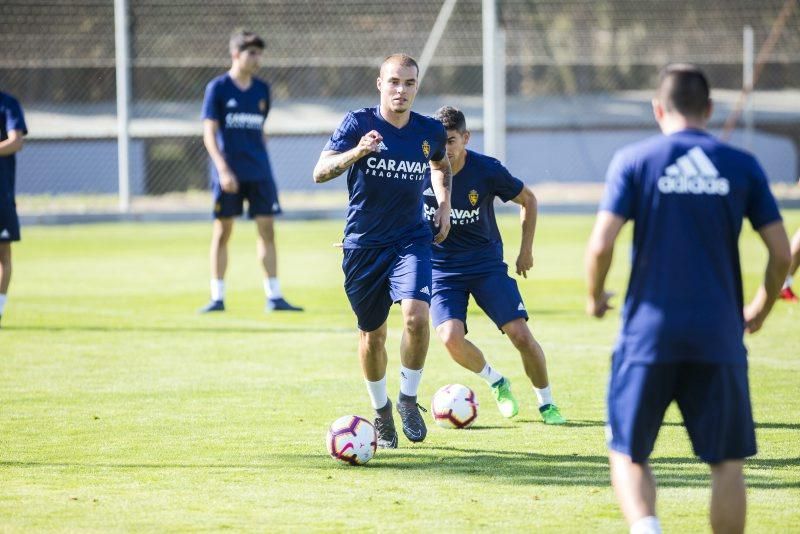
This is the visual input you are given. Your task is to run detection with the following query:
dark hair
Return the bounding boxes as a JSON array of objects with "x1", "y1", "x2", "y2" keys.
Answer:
[
  {"x1": 380, "y1": 53, "x2": 419, "y2": 77},
  {"x1": 229, "y1": 30, "x2": 265, "y2": 53},
  {"x1": 433, "y1": 106, "x2": 467, "y2": 133},
  {"x1": 657, "y1": 63, "x2": 711, "y2": 118}
]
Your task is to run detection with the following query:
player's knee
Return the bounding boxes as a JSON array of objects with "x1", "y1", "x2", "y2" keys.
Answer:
[
  {"x1": 361, "y1": 329, "x2": 387, "y2": 350},
  {"x1": 505, "y1": 321, "x2": 534, "y2": 348},
  {"x1": 438, "y1": 324, "x2": 465, "y2": 352},
  {"x1": 404, "y1": 312, "x2": 429, "y2": 337},
  {"x1": 0, "y1": 244, "x2": 11, "y2": 265}
]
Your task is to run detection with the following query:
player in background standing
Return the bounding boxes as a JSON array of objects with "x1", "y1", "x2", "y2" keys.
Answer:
[
  {"x1": 586, "y1": 64, "x2": 790, "y2": 534},
  {"x1": 313, "y1": 54, "x2": 452, "y2": 448},
  {"x1": 199, "y1": 30, "x2": 302, "y2": 314},
  {"x1": 0, "y1": 90, "x2": 27, "y2": 329},
  {"x1": 778, "y1": 225, "x2": 800, "y2": 301},
  {"x1": 424, "y1": 106, "x2": 565, "y2": 424}
]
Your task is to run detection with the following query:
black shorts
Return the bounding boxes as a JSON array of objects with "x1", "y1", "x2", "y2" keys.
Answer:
[
  {"x1": 212, "y1": 179, "x2": 282, "y2": 219},
  {"x1": 0, "y1": 192, "x2": 20, "y2": 242},
  {"x1": 606, "y1": 355, "x2": 757, "y2": 464}
]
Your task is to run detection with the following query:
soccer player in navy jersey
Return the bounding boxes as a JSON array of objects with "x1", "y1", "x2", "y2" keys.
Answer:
[
  {"x1": 424, "y1": 106, "x2": 565, "y2": 424},
  {"x1": 586, "y1": 64, "x2": 791, "y2": 534},
  {"x1": 0, "y1": 90, "x2": 27, "y2": 329},
  {"x1": 199, "y1": 30, "x2": 302, "y2": 314},
  {"x1": 313, "y1": 54, "x2": 452, "y2": 448}
]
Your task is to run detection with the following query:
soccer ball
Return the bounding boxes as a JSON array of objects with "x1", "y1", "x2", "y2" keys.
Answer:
[
  {"x1": 326, "y1": 415, "x2": 377, "y2": 466},
  {"x1": 431, "y1": 384, "x2": 479, "y2": 429}
]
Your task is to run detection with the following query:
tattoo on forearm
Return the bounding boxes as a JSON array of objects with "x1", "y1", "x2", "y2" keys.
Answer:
[
  {"x1": 316, "y1": 151, "x2": 360, "y2": 182},
  {"x1": 441, "y1": 167, "x2": 452, "y2": 192}
]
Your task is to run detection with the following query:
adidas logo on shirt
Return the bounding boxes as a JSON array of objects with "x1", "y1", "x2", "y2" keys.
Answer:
[
  {"x1": 658, "y1": 147, "x2": 729, "y2": 196},
  {"x1": 420, "y1": 286, "x2": 430, "y2": 296},
  {"x1": 377, "y1": 141, "x2": 389, "y2": 152},
  {"x1": 517, "y1": 302, "x2": 526, "y2": 311},
  {"x1": 226, "y1": 98, "x2": 238, "y2": 108},
  {"x1": 0, "y1": 229, "x2": 9, "y2": 239},
  {"x1": 423, "y1": 187, "x2": 436, "y2": 197}
]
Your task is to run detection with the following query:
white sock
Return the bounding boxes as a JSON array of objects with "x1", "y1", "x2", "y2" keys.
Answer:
[
  {"x1": 0, "y1": 293, "x2": 7, "y2": 315},
  {"x1": 264, "y1": 277, "x2": 282, "y2": 299},
  {"x1": 477, "y1": 362, "x2": 504, "y2": 386},
  {"x1": 399, "y1": 366, "x2": 423, "y2": 397},
  {"x1": 534, "y1": 385, "x2": 554, "y2": 407},
  {"x1": 210, "y1": 279, "x2": 224, "y2": 302},
  {"x1": 630, "y1": 516, "x2": 661, "y2": 534},
  {"x1": 365, "y1": 376, "x2": 388, "y2": 410},
  {"x1": 783, "y1": 275, "x2": 793, "y2": 290}
]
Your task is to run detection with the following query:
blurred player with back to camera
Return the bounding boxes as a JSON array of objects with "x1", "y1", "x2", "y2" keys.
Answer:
[
  {"x1": 199, "y1": 30, "x2": 302, "y2": 314},
  {"x1": 313, "y1": 54, "x2": 452, "y2": 448},
  {"x1": 0, "y1": 90, "x2": 27, "y2": 329},
  {"x1": 585, "y1": 64, "x2": 790, "y2": 534},
  {"x1": 424, "y1": 106, "x2": 565, "y2": 425}
]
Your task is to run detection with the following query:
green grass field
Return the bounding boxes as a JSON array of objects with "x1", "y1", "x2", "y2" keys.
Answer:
[{"x1": 1, "y1": 213, "x2": 799, "y2": 532}]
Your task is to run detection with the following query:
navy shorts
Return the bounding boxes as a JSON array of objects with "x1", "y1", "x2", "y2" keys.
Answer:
[
  {"x1": 430, "y1": 271, "x2": 528, "y2": 333},
  {"x1": 342, "y1": 239, "x2": 432, "y2": 332},
  {"x1": 0, "y1": 193, "x2": 20, "y2": 242},
  {"x1": 606, "y1": 355, "x2": 757, "y2": 464},
  {"x1": 212, "y1": 179, "x2": 282, "y2": 219}
]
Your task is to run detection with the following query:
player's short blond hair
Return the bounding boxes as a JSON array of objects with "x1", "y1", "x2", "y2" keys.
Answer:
[{"x1": 380, "y1": 54, "x2": 419, "y2": 77}]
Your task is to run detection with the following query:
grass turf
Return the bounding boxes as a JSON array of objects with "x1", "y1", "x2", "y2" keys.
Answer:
[{"x1": 1, "y1": 213, "x2": 798, "y2": 531}]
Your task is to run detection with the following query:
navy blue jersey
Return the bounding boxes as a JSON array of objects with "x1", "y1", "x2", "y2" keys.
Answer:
[
  {"x1": 201, "y1": 74, "x2": 273, "y2": 183},
  {"x1": 0, "y1": 92, "x2": 27, "y2": 194},
  {"x1": 324, "y1": 106, "x2": 447, "y2": 248},
  {"x1": 601, "y1": 128, "x2": 781, "y2": 364},
  {"x1": 424, "y1": 150, "x2": 524, "y2": 277}
]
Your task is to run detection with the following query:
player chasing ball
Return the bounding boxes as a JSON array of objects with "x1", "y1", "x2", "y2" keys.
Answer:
[
  {"x1": 313, "y1": 54, "x2": 452, "y2": 448},
  {"x1": 424, "y1": 106, "x2": 565, "y2": 424}
]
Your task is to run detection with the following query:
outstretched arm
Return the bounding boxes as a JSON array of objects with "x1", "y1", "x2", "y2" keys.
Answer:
[
  {"x1": 585, "y1": 211, "x2": 626, "y2": 318},
  {"x1": 429, "y1": 156, "x2": 452, "y2": 244},
  {"x1": 313, "y1": 130, "x2": 383, "y2": 183},
  {"x1": 744, "y1": 220, "x2": 792, "y2": 333},
  {"x1": 510, "y1": 186, "x2": 537, "y2": 278}
]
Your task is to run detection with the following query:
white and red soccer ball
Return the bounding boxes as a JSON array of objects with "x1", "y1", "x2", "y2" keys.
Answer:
[
  {"x1": 326, "y1": 415, "x2": 377, "y2": 466},
  {"x1": 431, "y1": 384, "x2": 479, "y2": 429}
]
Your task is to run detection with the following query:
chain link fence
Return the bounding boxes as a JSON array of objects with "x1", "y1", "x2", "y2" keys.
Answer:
[{"x1": 1, "y1": 0, "x2": 798, "y2": 215}]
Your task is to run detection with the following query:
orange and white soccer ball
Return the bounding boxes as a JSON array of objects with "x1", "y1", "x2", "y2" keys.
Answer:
[
  {"x1": 326, "y1": 415, "x2": 377, "y2": 466},
  {"x1": 431, "y1": 384, "x2": 479, "y2": 429}
]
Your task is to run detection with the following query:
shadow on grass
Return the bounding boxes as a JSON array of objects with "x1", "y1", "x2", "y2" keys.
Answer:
[
  {"x1": 366, "y1": 447, "x2": 800, "y2": 489},
  {"x1": 3, "y1": 451, "x2": 797, "y2": 489},
  {"x1": 536, "y1": 419, "x2": 800, "y2": 431},
  {"x1": 4, "y1": 325, "x2": 354, "y2": 335}
]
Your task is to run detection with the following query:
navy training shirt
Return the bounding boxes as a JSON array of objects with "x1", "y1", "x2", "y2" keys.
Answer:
[
  {"x1": 600, "y1": 128, "x2": 782, "y2": 364},
  {"x1": 0, "y1": 92, "x2": 27, "y2": 195},
  {"x1": 424, "y1": 150, "x2": 524, "y2": 278},
  {"x1": 324, "y1": 106, "x2": 447, "y2": 248},
  {"x1": 201, "y1": 73, "x2": 274, "y2": 183}
]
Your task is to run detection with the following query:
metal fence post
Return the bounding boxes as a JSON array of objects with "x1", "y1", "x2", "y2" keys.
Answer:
[
  {"x1": 114, "y1": 0, "x2": 131, "y2": 213},
  {"x1": 743, "y1": 25, "x2": 754, "y2": 151}
]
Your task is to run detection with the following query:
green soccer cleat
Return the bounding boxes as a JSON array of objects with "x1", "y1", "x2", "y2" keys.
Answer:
[
  {"x1": 539, "y1": 403, "x2": 566, "y2": 425},
  {"x1": 491, "y1": 378, "x2": 519, "y2": 418}
]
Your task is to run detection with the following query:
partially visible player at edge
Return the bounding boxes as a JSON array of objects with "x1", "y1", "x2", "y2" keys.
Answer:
[
  {"x1": 778, "y1": 224, "x2": 800, "y2": 301},
  {"x1": 313, "y1": 54, "x2": 452, "y2": 448},
  {"x1": 0, "y1": 90, "x2": 27, "y2": 329},
  {"x1": 199, "y1": 30, "x2": 302, "y2": 313},
  {"x1": 586, "y1": 64, "x2": 790, "y2": 534},
  {"x1": 424, "y1": 106, "x2": 565, "y2": 424}
]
